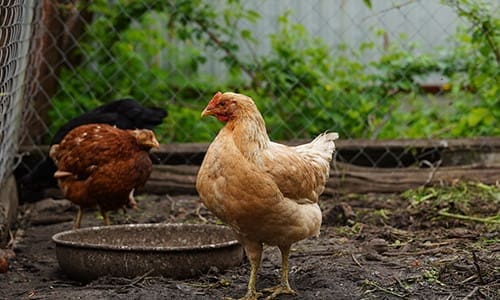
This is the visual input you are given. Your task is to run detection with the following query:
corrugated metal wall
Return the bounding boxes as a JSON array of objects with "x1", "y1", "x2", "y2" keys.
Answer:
[{"x1": 200, "y1": 0, "x2": 462, "y2": 79}]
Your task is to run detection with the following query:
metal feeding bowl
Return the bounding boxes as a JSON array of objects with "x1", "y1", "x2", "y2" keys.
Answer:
[{"x1": 52, "y1": 223, "x2": 244, "y2": 282}]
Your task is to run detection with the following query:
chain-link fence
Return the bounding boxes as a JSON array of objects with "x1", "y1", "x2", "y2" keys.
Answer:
[
  {"x1": 2, "y1": 0, "x2": 499, "y2": 199},
  {"x1": 0, "y1": 0, "x2": 38, "y2": 190}
]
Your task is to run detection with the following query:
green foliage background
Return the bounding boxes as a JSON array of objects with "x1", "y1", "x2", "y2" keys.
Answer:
[{"x1": 49, "y1": 0, "x2": 499, "y2": 143}]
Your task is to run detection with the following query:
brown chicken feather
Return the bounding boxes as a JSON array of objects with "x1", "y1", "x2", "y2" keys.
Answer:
[
  {"x1": 196, "y1": 92, "x2": 338, "y2": 299},
  {"x1": 49, "y1": 124, "x2": 159, "y2": 228}
]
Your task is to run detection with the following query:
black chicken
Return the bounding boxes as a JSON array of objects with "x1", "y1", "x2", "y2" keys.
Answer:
[{"x1": 18, "y1": 99, "x2": 167, "y2": 202}]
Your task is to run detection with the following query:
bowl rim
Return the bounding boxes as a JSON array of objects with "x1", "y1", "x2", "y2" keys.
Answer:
[{"x1": 52, "y1": 223, "x2": 240, "y2": 252}]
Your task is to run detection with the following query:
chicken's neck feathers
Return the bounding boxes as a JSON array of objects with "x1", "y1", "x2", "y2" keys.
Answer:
[{"x1": 224, "y1": 110, "x2": 270, "y2": 160}]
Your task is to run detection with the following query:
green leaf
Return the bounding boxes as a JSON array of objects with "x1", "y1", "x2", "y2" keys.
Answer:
[
  {"x1": 467, "y1": 108, "x2": 490, "y2": 126},
  {"x1": 240, "y1": 29, "x2": 253, "y2": 41},
  {"x1": 245, "y1": 10, "x2": 261, "y2": 22}
]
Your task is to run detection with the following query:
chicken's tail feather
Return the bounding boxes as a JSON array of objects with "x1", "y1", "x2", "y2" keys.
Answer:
[
  {"x1": 309, "y1": 131, "x2": 338, "y2": 155},
  {"x1": 314, "y1": 131, "x2": 339, "y2": 144},
  {"x1": 294, "y1": 131, "x2": 339, "y2": 165}
]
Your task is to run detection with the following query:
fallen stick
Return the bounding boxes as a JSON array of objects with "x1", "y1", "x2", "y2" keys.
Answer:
[
  {"x1": 462, "y1": 286, "x2": 479, "y2": 300},
  {"x1": 351, "y1": 253, "x2": 363, "y2": 268},
  {"x1": 290, "y1": 250, "x2": 336, "y2": 258},
  {"x1": 363, "y1": 280, "x2": 406, "y2": 298},
  {"x1": 384, "y1": 246, "x2": 454, "y2": 257},
  {"x1": 458, "y1": 275, "x2": 477, "y2": 285},
  {"x1": 471, "y1": 251, "x2": 485, "y2": 285}
]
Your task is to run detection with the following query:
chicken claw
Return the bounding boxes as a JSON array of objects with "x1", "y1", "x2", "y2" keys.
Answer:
[
  {"x1": 195, "y1": 201, "x2": 208, "y2": 223},
  {"x1": 240, "y1": 291, "x2": 263, "y2": 300},
  {"x1": 222, "y1": 293, "x2": 262, "y2": 300},
  {"x1": 262, "y1": 285, "x2": 296, "y2": 300}
]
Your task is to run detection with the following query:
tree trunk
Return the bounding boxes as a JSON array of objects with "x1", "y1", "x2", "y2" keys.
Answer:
[{"x1": 23, "y1": 0, "x2": 93, "y2": 144}]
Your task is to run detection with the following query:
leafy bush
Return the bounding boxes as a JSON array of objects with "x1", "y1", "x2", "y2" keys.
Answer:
[
  {"x1": 440, "y1": 0, "x2": 499, "y2": 137},
  {"x1": 50, "y1": 0, "x2": 499, "y2": 142}
]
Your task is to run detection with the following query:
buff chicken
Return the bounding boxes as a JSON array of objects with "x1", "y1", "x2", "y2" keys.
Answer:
[
  {"x1": 49, "y1": 123, "x2": 159, "y2": 228},
  {"x1": 196, "y1": 92, "x2": 338, "y2": 299}
]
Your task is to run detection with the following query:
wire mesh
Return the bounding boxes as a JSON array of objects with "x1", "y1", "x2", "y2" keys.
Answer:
[
  {"x1": 1, "y1": 0, "x2": 499, "y2": 196},
  {"x1": 0, "y1": 0, "x2": 36, "y2": 190}
]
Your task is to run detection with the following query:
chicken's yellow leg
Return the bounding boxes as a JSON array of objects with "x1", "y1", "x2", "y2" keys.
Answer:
[
  {"x1": 101, "y1": 209, "x2": 110, "y2": 226},
  {"x1": 241, "y1": 242, "x2": 263, "y2": 300},
  {"x1": 73, "y1": 207, "x2": 83, "y2": 229},
  {"x1": 262, "y1": 245, "x2": 297, "y2": 299},
  {"x1": 128, "y1": 189, "x2": 138, "y2": 210}
]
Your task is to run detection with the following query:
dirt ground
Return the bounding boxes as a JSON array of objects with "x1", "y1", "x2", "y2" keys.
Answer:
[{"x1": 1, "y1": 190, "x2": 498, "y2": 300}]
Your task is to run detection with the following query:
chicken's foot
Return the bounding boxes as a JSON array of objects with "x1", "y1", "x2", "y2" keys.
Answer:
[
  {"x1": 195, "y1": 201, "x2": 208, "y2": 223},
  {"x1": 128, "y1": 189, "x2": 138, "y2": 210},
  {"x1": 262, "y1": 245, "x2": 297, "y2": 300},
  {"x1": 262, "y1": 285, "x2": 296, "y2": 300}
]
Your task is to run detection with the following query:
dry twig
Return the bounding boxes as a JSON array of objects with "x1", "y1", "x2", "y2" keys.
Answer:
[
  {"x1": 384, "y1": 246, "x2": 454, "y2": 257},
  {"x1": 459, "y1": 274, "x2": 477, "y2": 285},
  {"x1": 462, "y1": 286, "x2": 479, "y2": 300},
  {"x1": 421, "y1": 159, "x2": 442, "y2": 186},
  {"x1": 351, "y1": 253, "x2": 363, "y2": 268},
  {"x1": 471, "y1": 251, "x2": 485, "y2": 285},
  {"x1": 364, "y1": 280, "x2": 407, "y2": 298}
]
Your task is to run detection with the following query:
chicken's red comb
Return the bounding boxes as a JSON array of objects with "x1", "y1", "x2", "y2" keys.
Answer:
[{"x1": 208, "y1": 91, "x2": 223, "y2": 106}]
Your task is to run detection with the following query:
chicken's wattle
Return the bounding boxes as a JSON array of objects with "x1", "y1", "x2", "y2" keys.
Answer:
[{"x1": 216, "y1": 114, "x2": 230, "y2": 122}]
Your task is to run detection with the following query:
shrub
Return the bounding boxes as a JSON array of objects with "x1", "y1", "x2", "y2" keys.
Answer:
[{"x1": 50, "y1": 0, "x2": 499, "y2": 142}]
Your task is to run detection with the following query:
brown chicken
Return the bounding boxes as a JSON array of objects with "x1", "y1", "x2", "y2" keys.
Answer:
[
  {"x1": 196, "y1": 92, "x2": 338, "y2": 299},
  {"x1": 49, "y1": 123, "x2": 159, "y2": 228}
]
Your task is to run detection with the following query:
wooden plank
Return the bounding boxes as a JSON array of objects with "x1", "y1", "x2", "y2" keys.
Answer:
[
  {"x1": 150, "y1": 137, "x2": 500, "y2": 166},
  {"x1": 20, "y1": 137, "x2": 500, "y2": 155},
  {"x1": 17, "y1": 138, "x2": 500, "y2": 195},
  {"x1": 144, "y1": 162, "x2": 500, "y2": 195},
  {"x1": 152, "y1": 136, "x2": 500, "y2": 154},
  {"x1": 143, "y1": 165, "x2": 198, "y2": 195},
  {"x1": 328, "y1": 162, "x2": 500, "y2": 194}
]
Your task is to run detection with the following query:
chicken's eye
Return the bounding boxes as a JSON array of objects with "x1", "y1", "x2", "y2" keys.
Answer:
[{"x1": 219, "y1": 101, "x2": 226, "y2": 107}]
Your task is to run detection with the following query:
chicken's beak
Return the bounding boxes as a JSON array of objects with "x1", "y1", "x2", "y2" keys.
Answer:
[
  {"x1": 150, "y1": 136, "x2": 160, "y2": 149},
  {"x1": 54, "y1": 170, "x2": 73, "y2": 179},
  {"x1": 201, "y1": 105, "x2": 214, "y2": 117}
]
